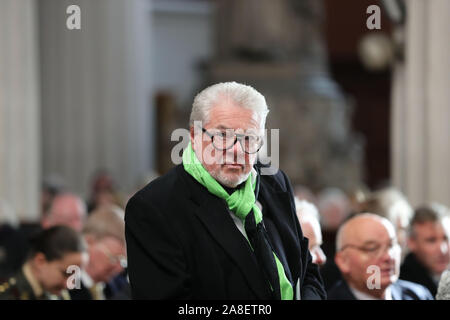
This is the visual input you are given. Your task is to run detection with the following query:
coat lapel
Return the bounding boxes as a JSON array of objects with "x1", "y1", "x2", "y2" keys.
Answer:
[
  {"x1": 180, "y1": 167, "x2": 272, "y2": 299},
  {"x1": 258, "y1": 181, "x2": 301, "y2": 288}
]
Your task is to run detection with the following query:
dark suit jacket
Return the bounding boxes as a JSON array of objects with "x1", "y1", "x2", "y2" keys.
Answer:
[
  {"x1": 327, "y1": 279, "x2": 434, "y2": 300},
  {"x1": 400, "y1": 252, "x2": 438, "y2": 297},
  {"x1": 125, "y1": 164, "x2": 326, "y2": 300}
]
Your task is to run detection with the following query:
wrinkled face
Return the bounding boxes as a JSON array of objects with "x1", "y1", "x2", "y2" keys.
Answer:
[
  {"x1": 336, "y1": 217, "x2": 401, "y2": 295},
  {"x1": 86, "y1": 236, "x2": 126, "y2": 283},
  {"x1": 191, "y1": 102, "x2": 263, "y2": 188},
  {"x1": 301, "y1": 219, "x2": 327, "y2": 266},
  {"x1": 36, "y1": 252, "x2": 87, "y2": 295},
  {"x1": 408, "y1": 219, "x2": 450, "y2": 275}
]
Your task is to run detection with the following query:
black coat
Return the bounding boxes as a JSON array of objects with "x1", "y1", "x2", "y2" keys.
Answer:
[
  {"x1": 125, "y1": 164, "x2": 326, "y2": 300},
  {"x1": 327, "y1": 279, "x2": 434, "y2": 300},
  {"x1": 400, "y1": 252, "x2": 438, "y2": 296}
]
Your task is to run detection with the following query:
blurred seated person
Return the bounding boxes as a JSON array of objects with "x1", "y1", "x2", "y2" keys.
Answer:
[
  {"x1": 0, "y1": 226, "x2": 88, "y2": 300},
  {"x1": 347, "y1": 185, "x2": 370, "y2": 215},
  {"x1": 41, "y1": 193, "x2": 87, "y2": 233},
  {"x1": 328, "y1": 213, "x2": 433, "y2": 300},
  {"x1": 69, "y1": 205, "x2": 128, "y2": 300},
  {"x1": 400, "y1": 203, "x2": 450, "y2": 296},
  {"x1": 317, "y1": 187, "x2": 351, "y2": 235},
  {"x1": 361, "y1": 186, "x2": 413, "y2": 259},
  {"x1": 295, "y1": 198, "x2": 326, "y2": 266},
  {"x1": 294, "y1": 185, "x2": 317, "y2": 205},
  {"x1": 87, "y1": 170, "x2": 124, "y2": 213}
]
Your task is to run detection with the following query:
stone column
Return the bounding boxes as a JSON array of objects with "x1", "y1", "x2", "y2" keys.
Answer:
[
  {"x1": 39, "y1": 0, "x2": 153, "y2": 198},
  {"x1": 391, "y1": 0, "x2": 450, "y2": 206},
  {"x1": 0, "y1": 0, "x2": 41, "y2": 222}
]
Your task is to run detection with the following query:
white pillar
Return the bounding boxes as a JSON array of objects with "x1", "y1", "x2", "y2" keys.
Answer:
[
  {"x1": 0, "y1": 0, "x2": 41, "y2": 222},
  {"x1": 39, "y1": 0, "x2": 153, "y2": 198},
  {"x1": 391, "y1": 0, "x2": 450, "y2": 207}
]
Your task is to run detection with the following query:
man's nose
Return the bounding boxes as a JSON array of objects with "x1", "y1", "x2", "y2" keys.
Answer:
[{"x1": 227, "y1": 137, "x2": 244, "y2": 162}]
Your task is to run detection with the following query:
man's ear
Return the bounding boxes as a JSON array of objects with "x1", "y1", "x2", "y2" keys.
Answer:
[
  {"x1": 335, "y1": 252, "x2": 350, "y2": 275},
  {"x1": 32, "y1": 252, "x2": 48, "y2": 268},
  {"x1": 41, "y1": 216, "x2": 50, "y2": 229}
]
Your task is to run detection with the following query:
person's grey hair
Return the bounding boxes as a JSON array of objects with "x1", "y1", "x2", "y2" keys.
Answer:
[
  {"x1": 409, "y1": 202, "x2": 450, "y2": 238},
  {"x1": 294, "y1": 198, "x2": 320, "y2": 222},
  {"x1": 83, "y1": 204, "x2": 125, "y2": 243},
  {"x1": 363, "y1": 187, "x2": 413, "y2": 230},
  {"x1": 317, "y1": 187, "x2": 351, "y2": 231},
  {"x1": 189, "y1": 82, "x2": 269, "y2": 128}
]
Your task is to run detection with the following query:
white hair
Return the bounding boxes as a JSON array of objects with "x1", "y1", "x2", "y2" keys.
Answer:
[
  {"x1": 190, "y1": 82, "x2": 269, "y2": 128},
  {"x1": 317, "y1": 187, "x2": 351, "y2": 231},
  {"x1": 294, "y1": 198, "x2": 320, "y2": 222}
]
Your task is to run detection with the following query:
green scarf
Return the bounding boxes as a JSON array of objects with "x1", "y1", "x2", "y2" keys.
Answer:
[{"x1": 182, "y1": 142, "x2": 293, "y2": 300}]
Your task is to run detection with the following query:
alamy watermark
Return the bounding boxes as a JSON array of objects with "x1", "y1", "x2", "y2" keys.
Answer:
[
  {"x1": 366, "y1": 265, "x2": 381, "y2": 290},
  {"x1": 366, "y1": 5, "x2": 381, "y2": 30},
  {"x1": 66, "y1": 5, "x2": 81, "y2": 30},
  {"x1": 66, "y1": 265, "x2": 81, "y2": 290}
]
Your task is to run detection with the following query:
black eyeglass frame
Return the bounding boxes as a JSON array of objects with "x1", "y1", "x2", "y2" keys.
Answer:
[{"x1": 201, "y1": 127, "x2": 263, "y2": 154}]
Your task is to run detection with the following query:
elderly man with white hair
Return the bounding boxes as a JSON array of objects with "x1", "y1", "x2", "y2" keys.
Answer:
[
  {"x1": 125, "y1": 82, "x2": 325, "y2": 300},
  {"x1": 295, "y1": 198, "x2": 327, "y2": 267}
]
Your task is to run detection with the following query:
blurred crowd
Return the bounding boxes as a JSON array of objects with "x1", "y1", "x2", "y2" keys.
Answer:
[
  {"x1": 0, "y1": 170, "x2": 144, "y2": 300},
  {"x1": 1, "y1": 168, "x2": 449, "y2": 300},
  {"x1": 294, "y1": 184, "x2": 450, "y2": 300}
]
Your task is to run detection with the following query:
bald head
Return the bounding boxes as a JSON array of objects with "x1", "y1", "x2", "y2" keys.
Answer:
[
  {"x1": 334, "y1": 213, "x2": 402, "y2": 297},
  {"x1": 43, "y1": 193, "x2": 87, "y2": 232},
  {"x1": 336, "y1": 213, "x2": 396, "y2": 252}
]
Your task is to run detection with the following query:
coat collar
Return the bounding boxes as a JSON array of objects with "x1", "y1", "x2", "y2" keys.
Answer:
[{"x1": 258, "y1": 175, "x2": 301, "y2": 286}]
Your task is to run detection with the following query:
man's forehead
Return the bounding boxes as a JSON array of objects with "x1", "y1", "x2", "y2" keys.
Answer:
[
  {"x1": 208, "y1": 104, "x2": 263, "y2": 130},
  {"x1": 345, "y1": 216, "x2": 395, "y2": 243},
  {"x1": 415, "y1": 219, "x2": 450, "y2": 234}
]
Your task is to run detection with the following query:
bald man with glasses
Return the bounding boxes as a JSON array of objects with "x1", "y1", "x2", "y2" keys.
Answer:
[{"x1": 328, "y1": 213, "x2": 433, "y2": 300}]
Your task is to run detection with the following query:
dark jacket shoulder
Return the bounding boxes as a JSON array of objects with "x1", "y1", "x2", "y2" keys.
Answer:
[
  {"x1": 400, "y1": 252, "x2": 437, "y2": 296},
  {"x1": 0, "y1": 269, "x2": 35, "y2": 300},
  {"x1": 392, "y1": 279, "x2": 434, "y2": 300}
]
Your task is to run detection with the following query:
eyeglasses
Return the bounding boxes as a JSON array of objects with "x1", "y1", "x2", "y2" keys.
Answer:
[
  {"x1": 339, "y1": 241, "x2": 400, "y2": 259},
  {"x1": 201, "y1": 127, "x2": 263, "y2": 154}
]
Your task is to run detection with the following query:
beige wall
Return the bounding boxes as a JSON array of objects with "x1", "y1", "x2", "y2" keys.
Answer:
[{"x1": 392, "y1": 0, "x2": 450, "y2": 207}]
